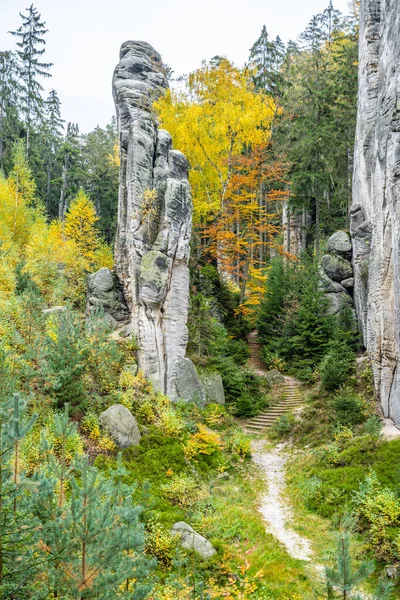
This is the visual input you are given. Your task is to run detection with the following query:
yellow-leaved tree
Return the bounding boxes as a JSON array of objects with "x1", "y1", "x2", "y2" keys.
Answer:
[
  {"x1": 155, "y1": 59, "x2": 287, "y2": 314},
  {"x1": 64, "y1": 189, "x2": 101, "y2": 262},
  {"x1": 154, "y1": 59, "x2": 277, "y2": 223}
]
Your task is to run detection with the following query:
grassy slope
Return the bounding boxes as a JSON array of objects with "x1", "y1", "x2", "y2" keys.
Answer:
[{"x1": 95, "y1": 427, "x2": 313, "y2": 598}]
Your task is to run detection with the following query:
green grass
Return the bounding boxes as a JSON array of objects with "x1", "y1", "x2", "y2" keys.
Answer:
[{"x1": 95, "y1": 426, "x2": 313, "y2": 598}]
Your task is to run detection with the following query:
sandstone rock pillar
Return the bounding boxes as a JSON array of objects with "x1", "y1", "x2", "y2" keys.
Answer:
[
  {"x1": 112, "y1": 41, "x2": 192, "y2": 397},
  {"x1": 351, "y1": 0, "x2": 400, "y2": 422}
]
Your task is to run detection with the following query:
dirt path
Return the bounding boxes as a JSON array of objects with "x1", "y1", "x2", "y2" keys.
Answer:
[{"x1": 251, "y1": 440, "x2": 313, "y2": 561}]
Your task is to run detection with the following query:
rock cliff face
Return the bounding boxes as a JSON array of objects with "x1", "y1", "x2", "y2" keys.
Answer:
[
  {"x1": 112, "y1": 41, "x2": 192, "y2": 398},
  {"x1": 351, "y1": 0, "x2": 400, "y2": 422}
]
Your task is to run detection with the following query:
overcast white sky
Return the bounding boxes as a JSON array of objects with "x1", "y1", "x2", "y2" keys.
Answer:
[{"x1": 0, "y1": 0, "x2": 351, "y2": 133}]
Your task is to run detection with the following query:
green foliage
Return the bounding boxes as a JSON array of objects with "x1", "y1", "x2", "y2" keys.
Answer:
[
  {"x1": 330, "y1": 388, "x2": 370, "y2": 427},
  {"x1": 363, "y1": 416, "x2": 382, "y2": 437},
  {"x1": 270, "y1": 412, "x2": 296, "y2": 439},
  {"x1": 323, "y1": 517, "x2": 392, "y2": 600},
  {"x1": 0, "y1": 393, "x2": 38, "y2": 599},
  {"x1": 353, "y1": 472, "x2": 400, "y2": 561},
  {"x1": 161, "y1": 473, "x2": 199, "y2": 508},
  {"x1": 43, "y1": 309, "x2": 87, "y2": 408},
  {"x1": 258, "y1": 256, "x2": 334, "y2": 378},
  {"x1": 320, "y1": 335, "x2": 356, "y2": 393}
]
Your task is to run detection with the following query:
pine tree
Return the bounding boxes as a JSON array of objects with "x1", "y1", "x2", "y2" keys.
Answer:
[
  {"x1": 10, "y1": 4, "x2": 53, "y2": 154},
  {"x1": 43, "y1": 309, "x2": 87, "y2": 408},
  {"x1": 81, "y1": 120, "x2": 118, "y2": 242},
  {"x1": 41, "y1": 454, "x2": 154, "y2": 599},
  {"x1": 0, "y1": 393, "x2": 39, "y2": 599},
  {"x1": 325, "y1": 519, "x2": 393, "y2": 599}
]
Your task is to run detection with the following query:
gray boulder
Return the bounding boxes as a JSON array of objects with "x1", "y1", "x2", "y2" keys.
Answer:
[
  {"x1": 171, "y1": 522, "x2": 216, "y2": 559},
  {"x1": 325, "y1": 292, "x2": 353, "y2": 316},
  {"x1": 173, "y1": 358, "x2": 206, "y2": 406},
  {"x1": 327, "y1": 230, "x2": 352, "y2": 258},
  {"x1": 341, "y1": 277, "x2": 354, "y2": 290},
  {"x1": 321, "y1": 254, "x2": 353, "y2": 282},
  {"x1": 42, "y1": 306, "x2": 67, "y2": 315},
  {"x1": 264, "y1": 370, "x2": 285, "y2": 386},
  {"x1": 318, "y1": 267, "x2": 346, "y2": 293},
  {"x1": 199, "y1": 371, "x2": 225, "y2": 405},
  {"x1": 99, "y1": 404, "x2": 141, "y2": 448},
  {"x1": 87, "y1": 268, "x2": 129, "y2": 328}
]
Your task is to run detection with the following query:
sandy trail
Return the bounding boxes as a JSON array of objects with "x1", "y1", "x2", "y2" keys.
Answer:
[{"x1": 251, "y1": 440, "x2": 312, "y2": 561}]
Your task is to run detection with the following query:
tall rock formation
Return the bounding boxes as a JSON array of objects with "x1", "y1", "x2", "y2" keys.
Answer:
[
  {"x1": 112, "y1": 41, "x2": 192, "y2": 398},
  {"x1": 351, "y1": 0, "x2": 400, "y2": 422}
]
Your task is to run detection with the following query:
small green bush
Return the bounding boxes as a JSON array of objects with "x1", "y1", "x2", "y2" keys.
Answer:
[
  {"x1": 320, "y1": 338, "x2": 356, "y2": 393},
  {"x1": 330, "y1": 388, "x2": 370, "y2": 426},
  {"x1": 233, "y1": 392, "x2": 268, "y2": 418},
  {"x1": 161, "y1": 474, "x2": 199, "y2": 508},
  {"x1": 270, "y1": 412, "x2": 296, "y2": 438}
]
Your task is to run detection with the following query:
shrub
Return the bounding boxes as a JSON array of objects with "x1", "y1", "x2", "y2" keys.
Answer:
[
  {"x1": 270, "y1": 413, "x2": 296, "y2": 439},
  {"x1": 184, "y1": 425, "x2": 223, "y2": 462},
  {"x1": 320, "y1": 338, "x2": 356, "y2": 393},
  {"x1": 233, "y1": 392, "x2": 268, "y2": 418},
  {"x1": 353, "y1": 472, "x2": 400, "y2": 560},
  {"x1": 146, "y1": 519, "x2": 178, "y2": 570},
  {"x1": 203, "y1": 403, "x2": 227, "y2": 428},
  {"x1": 226, "y1": 432, "x2": 251, "y2": 459},
  {"x1": 80, "y1": 411, "x2": 116, "y2": 452},
  {"x1": 330, "y1": 388, "x2": 370, "y2": 426},
  {"x1": 364, "y1": 415, "x2": 382, "y2": 437},
  {"x1": 262, "y1": 348, "x2": 286, "y2": 372},
  {"x1": 161, "y1": 474, "x2": 199, "y2": 508}
]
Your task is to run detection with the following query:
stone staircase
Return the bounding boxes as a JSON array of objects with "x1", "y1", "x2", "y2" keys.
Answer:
[{"x1": 244, "y1": 379, "x2": 304, "y2": 434}]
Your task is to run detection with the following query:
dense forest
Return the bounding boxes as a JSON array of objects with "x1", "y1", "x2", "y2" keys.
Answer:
[{"x1": 1, "y1": 1, "x2": 400, "y2": 599}]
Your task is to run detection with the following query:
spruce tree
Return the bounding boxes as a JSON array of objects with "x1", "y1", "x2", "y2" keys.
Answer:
[
  {"x1": 58, "y1": 122, "x2": 82, "y2": 219},
  {"x1": 0, "y1": 50, "x2": 21, "y2": 169},
  {"x1": 249, "y1": 25, "x2": 285, "y2": 95},
  {"x1": 10, "y1": 4, "x2": 53, "y2": 154},
  {"x1": 43, "y1": 89, "x2": 64, "y2": 210}
]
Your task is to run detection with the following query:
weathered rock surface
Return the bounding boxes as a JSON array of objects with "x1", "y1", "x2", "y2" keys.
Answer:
[
  {"x1": 327, "y1": 230, "x2": 352, "y2": 258},
  {"x1": 199, "y1": 371, "x2": 225, "y2": 405},
  {"x1": 341, "y1": 278, "x2": 354, "y2": 290},
  {"x1": 324, "y1": 292, "x2": 353, "y2": 316},
  {"x1": 171, "y1": 522, "x2": 216, "y2": 559},
  {"x1": 318, "y1": 267, "x2": 347, "y2": 293},
  {"x1": 321, "y1": 254, "x2": 353, "y2": 282},
  {"x1": 174, "y1": 357, "x2": 206, "y2": 406},
  {"x1": 87, "y1": 268, "x2": 129, "y2": 327},
  {"x1": 99, "y1": 404, "x2": 141, "y2": 448},
  {"x1": 112, "y1": 41, "x2": 192, "y2": 397},
  {"x1": 351, "y1": 0, "x2": 400, "y2": 422}
]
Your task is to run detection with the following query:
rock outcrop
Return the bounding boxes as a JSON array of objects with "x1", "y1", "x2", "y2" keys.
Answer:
[
  {"x1": 86, "y1": 268, "x2": 130, "y2": 328},
  {"x1": 112, "y1": 41, "x2": 192, "y2": 398},
  {"x1": 319, "y1": 231, "x2": 354, "y2": 316},
  {"x1": 351, "y1": 0, "x2": 400, "y2": 422}
]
